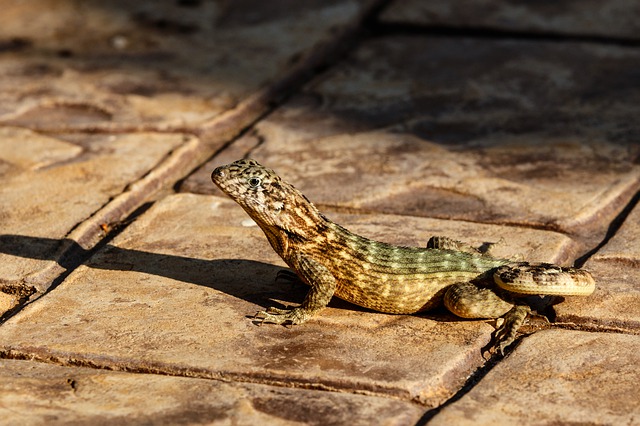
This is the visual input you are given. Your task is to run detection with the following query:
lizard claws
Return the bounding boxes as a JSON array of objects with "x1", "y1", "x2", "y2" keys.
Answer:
[
  {"x1": 253, "y1": 306, "x2": 309, "y2": 325},
  {"x1": 492, "y1": 305, "x2": 531, "y2": 356},
  {"x1": 253, "y1": 311, "x2": 267, "y2": 326}
]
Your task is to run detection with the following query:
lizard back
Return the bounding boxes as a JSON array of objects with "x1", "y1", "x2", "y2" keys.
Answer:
[{"x1": 303, "y1": 221, "x2": 507, "y2": 313}]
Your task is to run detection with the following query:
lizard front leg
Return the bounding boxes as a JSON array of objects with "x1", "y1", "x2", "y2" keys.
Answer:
[{"x1": 256, "y1": 254, "x2": 336, "y2": 325}]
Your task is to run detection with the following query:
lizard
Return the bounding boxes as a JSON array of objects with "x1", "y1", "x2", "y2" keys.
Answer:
[{"x1": 211, "y1": 159, "x2": 595, "y2": 354}]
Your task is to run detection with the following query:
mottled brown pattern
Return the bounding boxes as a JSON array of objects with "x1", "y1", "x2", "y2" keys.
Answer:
[
  {"x1": 211, "y1": 159, "x2": 596, "y2": 353},
  {"x1": 494, "y1": 263, "x2": 595, "y2": 296}
]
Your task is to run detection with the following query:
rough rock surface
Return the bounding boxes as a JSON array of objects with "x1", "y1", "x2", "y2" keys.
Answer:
[{"x1": 1, "y1": 0, "x2": 638, "y2": 423}]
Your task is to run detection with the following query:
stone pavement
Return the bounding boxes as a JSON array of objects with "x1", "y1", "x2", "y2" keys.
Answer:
[{"x1": 0, "y1": 1, "x2": 639, "y2": 425}]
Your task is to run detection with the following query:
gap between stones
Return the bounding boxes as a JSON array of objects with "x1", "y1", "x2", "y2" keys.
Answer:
[
  {"x1": 415, "y1": 317, "x2": 640, "y2": 424},
  {"x1": 574, "y1": 188, "x2": 640, "y2": 268},
  {"x1": 416, "y1": 189, "x2": 640, "y2": 425},
  {"x1": 0, "y1": 347, "x2": 416, "y2": 406},
  {"x1": 368, "y1": 21, "x2": 640, "y2": 47}
]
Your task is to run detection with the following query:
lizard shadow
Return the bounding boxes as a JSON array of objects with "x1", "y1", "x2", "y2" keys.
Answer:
[
  {"x1": 90, "y1": 244, "x2": 396, "y2": 316},
  {"x1": 0, "y1": 234, "x2": 375, "y2": 312}
]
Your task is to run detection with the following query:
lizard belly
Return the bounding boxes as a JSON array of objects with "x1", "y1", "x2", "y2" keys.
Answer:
[{"x1": 333, "y1": 271, "x2": 483, "y2": 314}]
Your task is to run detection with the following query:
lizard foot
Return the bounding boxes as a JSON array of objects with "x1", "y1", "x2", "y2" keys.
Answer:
[
  {"x1": 254, "y1": 306, "x2": 310, "y2": 325},
  {"x1": 494, "y1": 304, "x2": 531, "y2": 355}
]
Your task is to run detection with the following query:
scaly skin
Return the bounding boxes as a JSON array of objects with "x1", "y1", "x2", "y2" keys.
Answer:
[{"x1": 211, "y1": 159, "x2": 596, "y2": 354}]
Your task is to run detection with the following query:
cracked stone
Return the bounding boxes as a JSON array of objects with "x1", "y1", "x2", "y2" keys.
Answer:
[
  {"x1": 0, "y1": 127, "x2": 82, "y2": 169},
  {"x1": 556, "y1": 199, "x2": 640, "y2": 331},
  {"x1": 0, "y1": 359, "x2": 424, "y2": 425},
  {"x1": 429, "y1": 329, "x2": 640, "y2": 425}
]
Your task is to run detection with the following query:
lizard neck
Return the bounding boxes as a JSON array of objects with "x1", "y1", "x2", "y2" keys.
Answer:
[{"x1": 252, "y1": 186, "x2": 330, "y2": 261}]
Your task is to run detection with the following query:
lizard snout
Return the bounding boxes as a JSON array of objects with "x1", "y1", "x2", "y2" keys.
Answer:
[{"x1": 211, "y1": 166, "x2": 226, "y2": 184}]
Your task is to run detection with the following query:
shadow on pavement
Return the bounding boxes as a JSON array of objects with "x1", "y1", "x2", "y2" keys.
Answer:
[{"x1": 0, "y1": 234, "x2": 306, "y2": 306}]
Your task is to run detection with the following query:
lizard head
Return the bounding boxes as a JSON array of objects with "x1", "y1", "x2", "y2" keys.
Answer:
[{"x1": 211, "y1": 159, "x2": 320, "y2": 233}]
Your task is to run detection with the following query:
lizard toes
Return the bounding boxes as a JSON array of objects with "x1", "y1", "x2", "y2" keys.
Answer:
[
  {"x1": 494, "y1": 325, "x2": 514, "y2": 356},
  {"x1": 254, "y1": 307, "x2": 308, "y2": 325},
  {"x1": 265, "y1": 306, "x2": 291, "y2": 314},
  {"x1": 254, "y1": 310, "x2": 288, "y2": 325}
]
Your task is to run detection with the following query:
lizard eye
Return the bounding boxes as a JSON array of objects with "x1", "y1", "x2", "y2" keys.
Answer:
[{"x1": 248, "y1": 177, "x2": 262, "y2": 188}]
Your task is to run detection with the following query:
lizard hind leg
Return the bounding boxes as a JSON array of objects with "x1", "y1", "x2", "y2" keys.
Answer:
[
  {"x1": 444, "y1": 282, "x2": 513, "y2": 319},
  {"x1": 494, "y1": 305, "x2": 531, "y2": 355},
  {"x1": 444, "y1": 282, "x2": 527, "y2": 354}
]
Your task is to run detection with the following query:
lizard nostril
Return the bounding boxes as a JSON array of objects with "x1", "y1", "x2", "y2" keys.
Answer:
[{"x1": 211, "y1": 167, "x2": 225, "y2": 182}]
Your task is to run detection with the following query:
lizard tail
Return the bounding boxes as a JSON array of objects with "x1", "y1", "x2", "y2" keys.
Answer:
[{"x1": 494, "y1": 262, "x2": 596, "y2": 296}]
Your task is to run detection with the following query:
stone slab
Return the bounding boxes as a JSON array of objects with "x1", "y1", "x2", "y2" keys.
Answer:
[
  {"x1": 0, "y1": 193, "x2": 592, "y2": 407},
  {"x1": 381, "y1": 0, "x2": 640, "y2": 40},
  {"x1": 588, "y1": 197, "x2": 640, "y2": 263},
  {"x1": 0, "y1": 359, "x2": 423, "y2": 425},
  {"x1": 0, "y1": 292, "x2": 18, "y2": 315},
  {"x1": 556, "y1": 199, "x2": 640, "y2": 331},
  {"x1": 429, "y1": 330, "x2": 640, "y2": 425},
  {"x1": 182, "y1": 35, "x2": 640, "y2": 247},
  {"x1": 0, "y1": 127, "x2": 82, "y2": 169},
  {"x1": 555, "y1": 263, "x2": 640, "y2": 332},
  {"x1": 0, "y1": 130, "x2": 184, "y2": 292},
  {"x1": 0, "y1": 0, "x2": 370, "y2": 131}
]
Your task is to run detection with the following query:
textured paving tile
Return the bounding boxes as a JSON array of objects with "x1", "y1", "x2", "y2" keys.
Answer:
[
  {"x1": 556, "y1": 200, "x2": 640, "y2": 331},
  {"x1": 0, "y1": 359, "x2": 423, "y2": 425},
  {"x1": 0, "y1": 0, "x2": 370, "y2": 131},
  {"x1": 429, "y1": 330, "x2": 640, "y2": 425},
  {"x1": 182, "y1": 36, "x2": 640, "y2": 248},
  {"x1": 0, "y1": 193, "x2": 590, "y2": 407},
  {"x1": 0, "y1": 130, "x2": 184, "y2": 295},
  {"x1": 0, "y1": 0, "x2": 383, "y2": 306},
  {"x1": 381, "y1": 0, "x2": 640, "y2": 40},
  {"x1": 588, "y1": 199, "x2": 640, "y2": 264}
]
